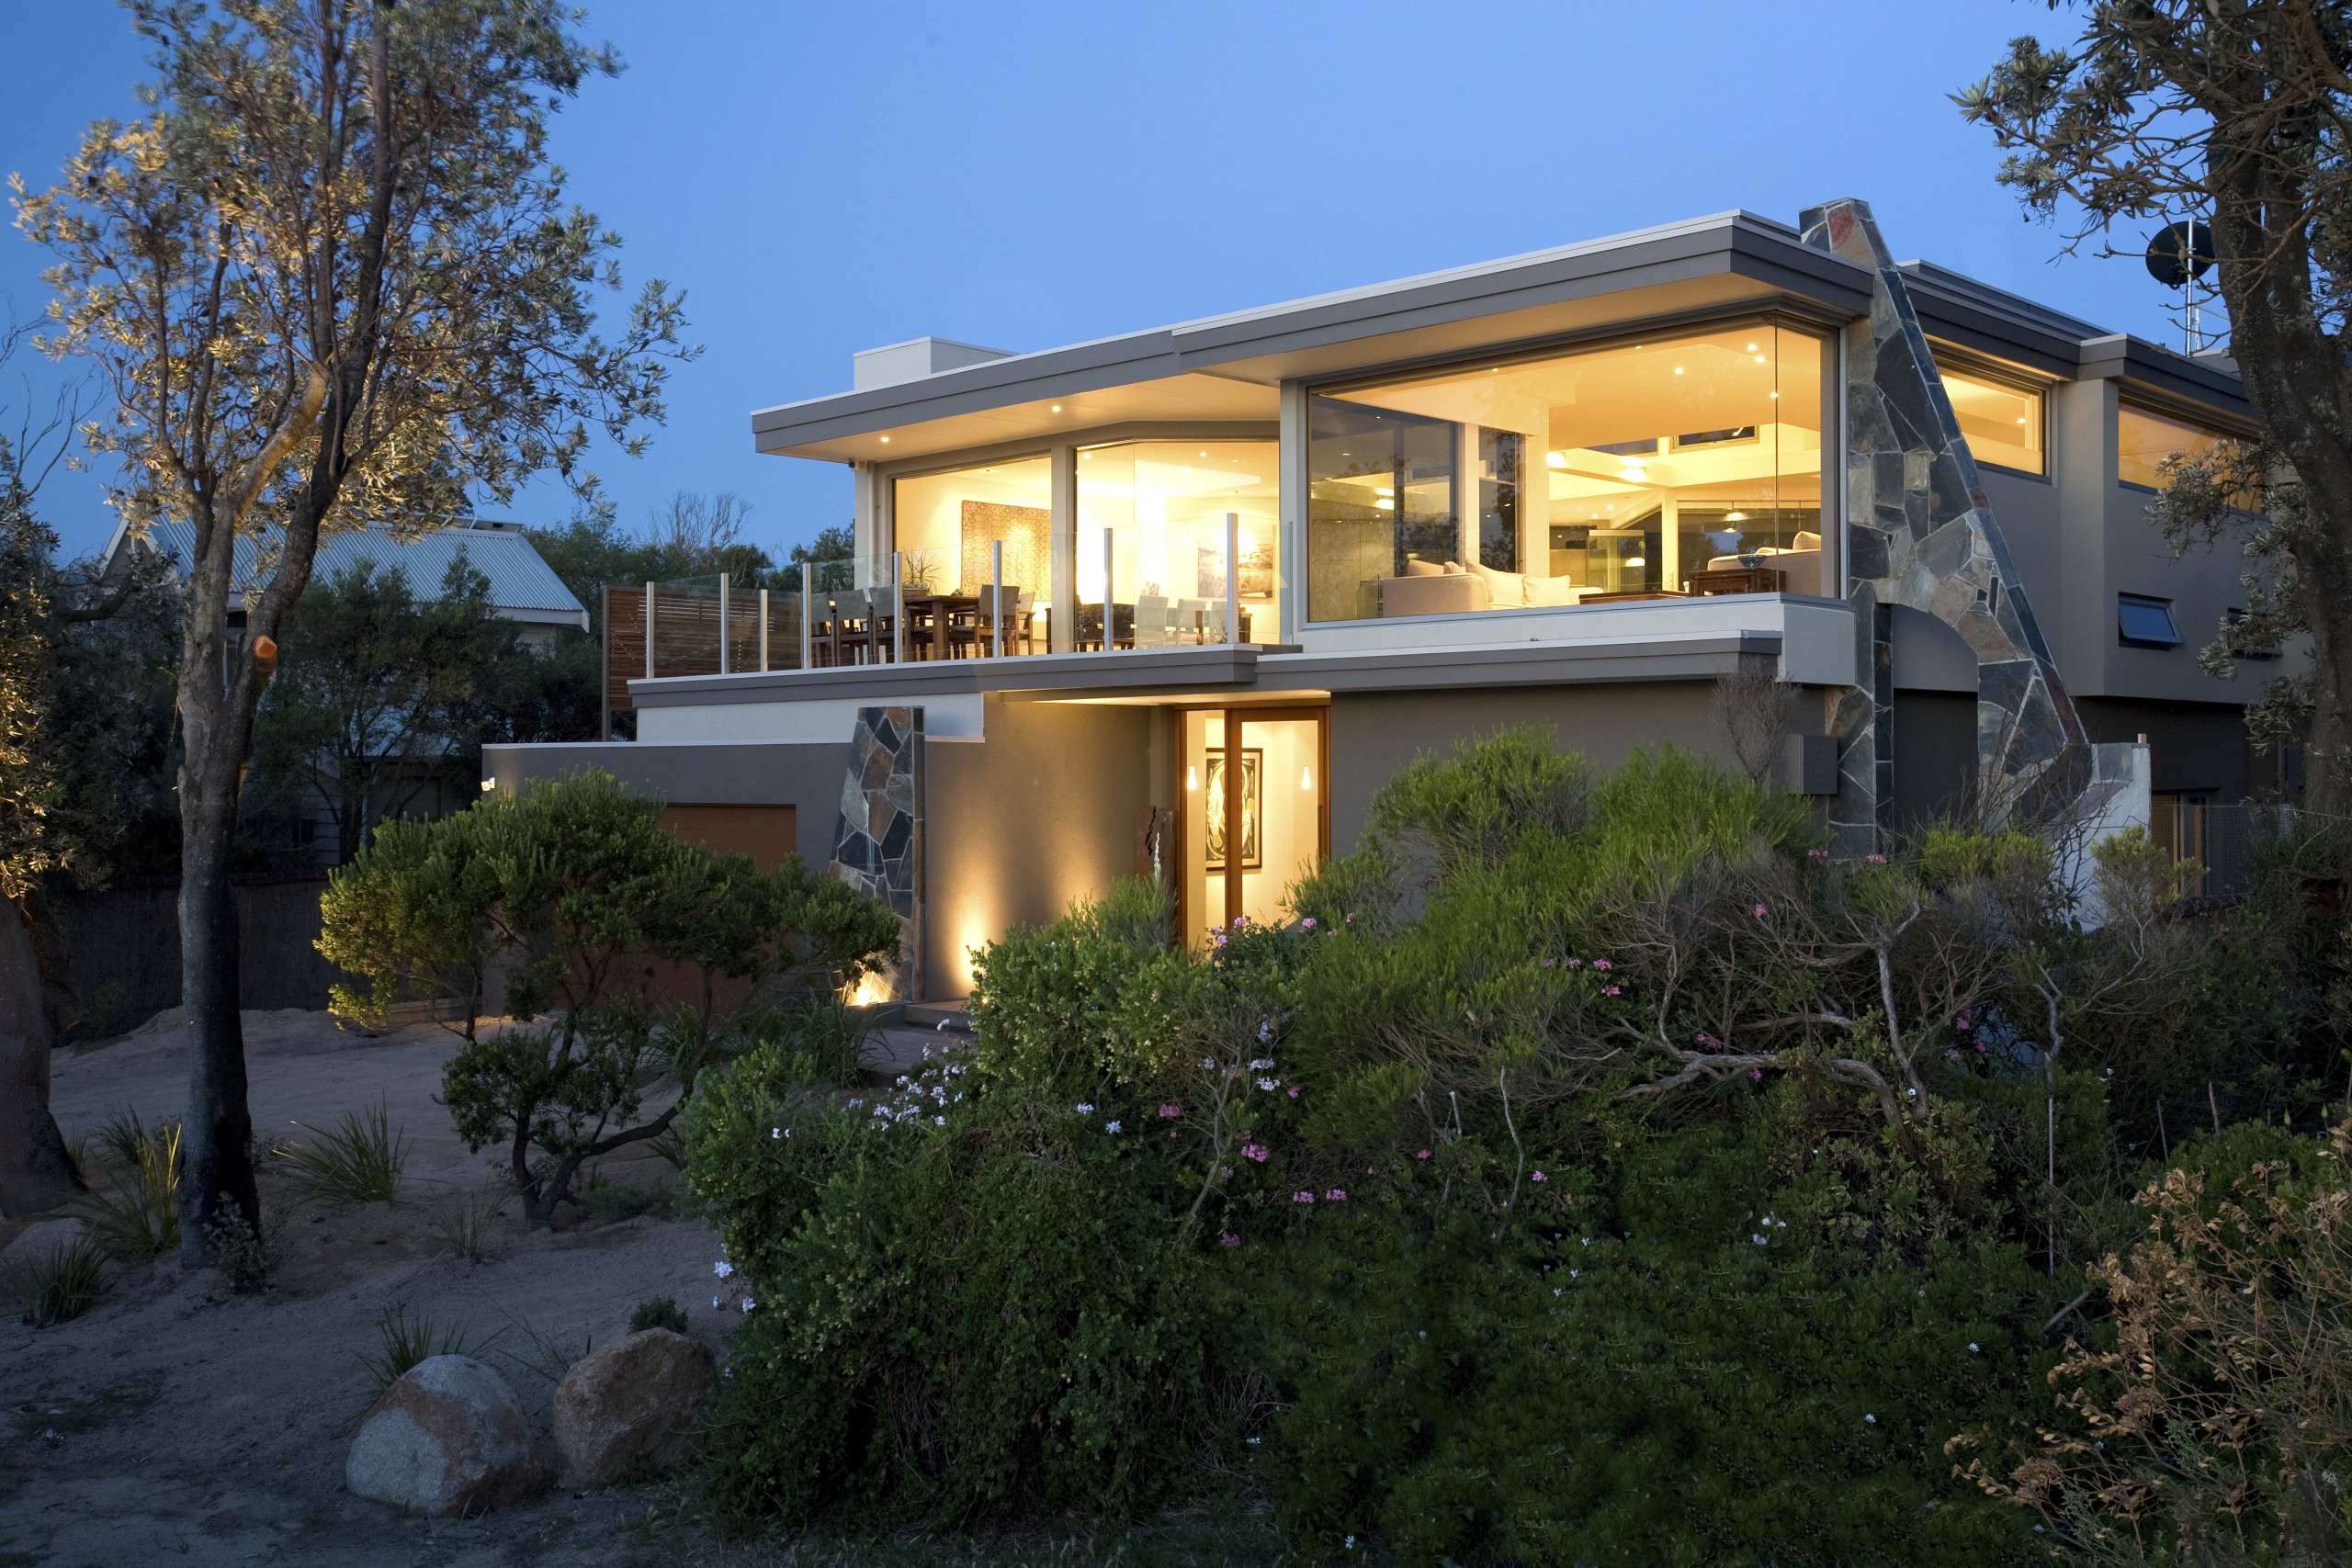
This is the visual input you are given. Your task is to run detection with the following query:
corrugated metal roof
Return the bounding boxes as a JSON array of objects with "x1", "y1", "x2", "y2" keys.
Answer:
[{"x1": 130, "y1": 522, "x2": 587, "y2": 627}]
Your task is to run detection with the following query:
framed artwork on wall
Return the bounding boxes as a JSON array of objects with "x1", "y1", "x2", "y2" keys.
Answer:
[{"x1": 1204, "y1": 748, "x2": 1262, "y2": 873}]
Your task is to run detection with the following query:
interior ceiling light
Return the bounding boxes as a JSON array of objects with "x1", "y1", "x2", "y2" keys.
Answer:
[
  {"x1": 1051, "y1": 403, "x2": 1063, "y2": 412},
  {"x1": 879, "y1": 435, "x2": 890, "y2": 443},
  {"x1": 1746, "y1": 342, "x2": 1758, "y2": 352},
  {"x1": 1626, "y1": 557, "x2": 1646, "y2": 567},
  {"x1": 1546, "y1": 452, "x2": 1566, "y2": 468},
  {"x1": 1728, "y1": 511, "x2": 1746, "y2": 521},
  {"x1": 1673, "y1": 367, "x2": 1685, "y2": 376}
]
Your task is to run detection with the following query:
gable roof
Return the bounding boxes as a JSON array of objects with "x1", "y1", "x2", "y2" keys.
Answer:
[{"x1": 103, "y1": 519, "x2": 588, "y2": 629}]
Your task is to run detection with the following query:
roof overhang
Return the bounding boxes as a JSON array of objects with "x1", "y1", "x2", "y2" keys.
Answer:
[{"x1": 752, "y1": 211, "x2": 1877, "y2": 467}]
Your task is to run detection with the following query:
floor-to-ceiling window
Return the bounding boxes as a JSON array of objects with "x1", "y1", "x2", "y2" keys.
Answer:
[
  {"x1": 1306, "y1": 323, "x2": 1825, "y2": 622},
  {"x1": 1077, "y1": 440, "x2": 1279, "y2": 646},
  {"x1": 890, "y1": 455, "x2": 1053, "y2": 597}
]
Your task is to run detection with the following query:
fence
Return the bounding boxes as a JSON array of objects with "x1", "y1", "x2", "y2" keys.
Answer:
[{"x1": 49, "y1": 874, "x2": 346, "y2": 1036}]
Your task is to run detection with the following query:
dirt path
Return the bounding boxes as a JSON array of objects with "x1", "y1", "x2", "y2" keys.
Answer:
[{"x1": 2, "y1": 1010, "x2": 740, "y2": 1567}]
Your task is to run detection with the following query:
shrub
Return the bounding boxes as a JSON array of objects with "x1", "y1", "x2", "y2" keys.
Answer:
[
  {"x1": 576, "y1": 1169, "x2": 676, "y2": 1224},
  {"x1": 202, "y1": 1198, "x2": 287, "y2": 1292},
  {"x1": 628, "y1": 1296, "x2": 690, "y2": 1335},
  {"x1": 361, "y1": 1304, "x2": 500, "y2": 1399},
  {"x1": 424, "y1": 1181, "x2": 509, "y2": 1262},
  {"x1": 322, "y1": 769, "x2": 899, "y2": 1228},
  {"x1": 6, "y1": 1234, "x2": 106, "y2": 1326},
  {"x1": 273, "y1": 1098, "x2": 409, "y2": 1203}
]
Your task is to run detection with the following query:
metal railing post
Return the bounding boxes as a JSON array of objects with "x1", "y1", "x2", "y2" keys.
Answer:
[
  {"x1": 718, "y1": 572, "x2": 730, "y2": 675},
  {"x1": 1225, "y1": 512, "x2": 1240, "y2": 646},
  {"x1": 800, "y1": 563, "x2": 814, "y2": 671},
  {"x1": 643, "y1": 581, "x2": 655, "y2": 679},
  {"x1": 758, "y1": 587, "x2": 770, "y2": 671},
  {"x1": 891, "y1": 552, "x2": 904, "y2": 665},
  {"x1": 991, "y1": 539, "x2": 1005, "y2": 659},
  {"x1": 1102, "y1": 529, "x2": 1115, "y2": 651}
]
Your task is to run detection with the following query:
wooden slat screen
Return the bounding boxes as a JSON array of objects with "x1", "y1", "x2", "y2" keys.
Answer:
[{"x1": 605, "y1": 585, "x2": 807, "y2": 713}]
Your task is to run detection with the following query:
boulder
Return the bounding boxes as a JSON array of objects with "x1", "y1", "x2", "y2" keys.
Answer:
[
  {"x1": 551, "y1": 1328, "x2": 717, "y2": 1484},
  {"x1": 1, "y1": 1217, "x2": 88, "y2": 1273},
  {"x1": 346, "y1": 1354, "x2": 550, "y2": 1516}
]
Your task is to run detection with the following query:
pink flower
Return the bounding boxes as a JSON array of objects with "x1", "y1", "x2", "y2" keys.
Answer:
[
  {"x1": 1543, "y1": 957, "x2": 1555, "y2": 968},
  {"x1": 1748, "y1": 1067, "x2": 1763, "y2": 1081},
  {"x1": 1324, "y1": 1189, "x2": 1347, "y2": 1201},
  {"x1": 1864, "y1": 852, "x2": 1887, "y2": 864},
  {"x1": 1294, "y1": 1190, "x2": 1315, "y2": 1204},
  {"x1": 1415, "y1": 1149, "x2": 1430, "y2": 1160},
  {"x1": 1754, "y1": 903, "x2": 1769, "y2": 918},
  {"x1": 1220, "y1": 1232, "x2": 1240, "y2": 1247},
  {"x1": 1301, "y1": 917, "x2": 1317, "y2": 930},
  {"x1": 1531, "y1": 1170, "x2": 1547, "y2": 1183},
  {"x1": 1945, "y1": 1048, "x2": 1962, "y2": 1062},
  {"x1": 1807, "y1": 848, "x2": 1829, "y2": 860},
  {"x1": 1565, "y1": 957, "x2": 1584, "y2": 969},
  {"x1": 1287, "y1": 1086, "x2": 1299, "y2": 1099},
  {"x1": 1233, "y1": 914, "x2": 1249, "y2": 926},
  {"x1": 1602, "y1": 985, "x2": 1622, "y2": 997},
  {"x1": 1241, "y1": 1144, "x2": 1269, "y2": 1162},
  {"x1": 1591, "y1": 959, "x2": 1611, "y2": 973},
  {"x1": 1158, "y1": 1103, "x2": 1182, "y2": 1118}
]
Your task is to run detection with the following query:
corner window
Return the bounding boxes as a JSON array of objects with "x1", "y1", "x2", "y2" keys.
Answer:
[
  {"x1": 1305, "y1": 324, "x2": 1825, "y2": 622},
  {"x1": 2118, "y1": 404, "x2": 2227, "y2": 491},
  {"x1": 1933, "y1": 358, "x2": 2045, "y2": 475},
  {"x1": 2117, "y1": 593, "x2": 2183, "y2": 649}
]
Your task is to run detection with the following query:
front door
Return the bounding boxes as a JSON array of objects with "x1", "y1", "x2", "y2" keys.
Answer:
[{"x1": 1175, "y1": 705, "x2": 1329, "y2": 944}]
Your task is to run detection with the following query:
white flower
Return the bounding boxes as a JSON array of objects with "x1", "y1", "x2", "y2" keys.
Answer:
[
  {"x1": 1200, "y1": 1056, "x2": 1217, "y2": 1071},
  {"x1": 1255, "y1": 1077, "x2": 1276, "y2": 1091},
  {"x1": 1864, "y1": 1413, "x2": 1876, "y2": 1424},
  {"x1": 713, "y1": 1295, "x2": 722, "y2": 1309},
  {"x1": 740, "y1": 1297, "x2": 756, "y2": 1313},
  {"x1": 714, "y1": 1260, "x2": 735, "y2": 1279},
  {"x1": 1105, "y1": 1121, "x2": 1123, "y2": 1134},
  {"x1": 1751, "y1": 1235, "x2": 1768, "y2": 1246},
  {"x1": 934, "y1": 1115, "x2": 945, "y2": 1126},
  {"x1": 1249, "y1": 1057, "x2": 1275, "y2": 1071},
  {"x1": 1076, "y1": 1102, "x2": 1095, "y2": 1113},
  {"x1": 1968, "y1": 1342, "x2": 1980, "y2": 1353}
]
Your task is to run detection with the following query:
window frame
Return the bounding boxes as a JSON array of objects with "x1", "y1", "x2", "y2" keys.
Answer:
[
  {"x1": 2117, "y1": 592, "x2": 2185, "y2": 650},
  {"x1": 1927, "y1": 345, "x2": 2051, "y2": 479},
  {"x1": 1298, "y1": 311, "x2": 1835, "y2": 626}
]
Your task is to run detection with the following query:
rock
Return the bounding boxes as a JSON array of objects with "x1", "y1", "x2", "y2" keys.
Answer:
[
  {"x1": 1, "y1": 1217, "x2": 88, "y2": 1273},
  {"x1": 345, "y1": 1354, "x2": 550, "y2": 1516},
  {"x1": 551, "y1": 1328, "x2": 717, "y2": 1484}
]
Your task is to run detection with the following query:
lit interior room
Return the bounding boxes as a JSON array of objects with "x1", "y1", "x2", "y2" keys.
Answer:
[
  {"x1": 1306, "y1": 325, "x2": 1824, "y2": 621},
  {"x1": 889, "y1": 453, "x2": 1053, "y2": 599},
  {"x1": 1078, "y1": 440, "x2": 1280, "y2": 647}
]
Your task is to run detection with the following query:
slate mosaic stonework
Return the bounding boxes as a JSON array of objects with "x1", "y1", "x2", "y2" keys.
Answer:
[
  {"x1": 829, "y1": 705, "x2": 923, "y2": 1000},
  {"x1": 1799, "y1": 197, "x2": 2091, "y2": 852}
]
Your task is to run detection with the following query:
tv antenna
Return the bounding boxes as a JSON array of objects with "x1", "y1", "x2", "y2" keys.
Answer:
[{"x1": 2145, "y1": 220, "x2": 2216, "y2": 355}]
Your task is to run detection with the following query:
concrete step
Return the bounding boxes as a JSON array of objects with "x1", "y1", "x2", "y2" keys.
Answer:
[{"x1": 904, "y1": 1001, "x2": 972, "y2": 1032}]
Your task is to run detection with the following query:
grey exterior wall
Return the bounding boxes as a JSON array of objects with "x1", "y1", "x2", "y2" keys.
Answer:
[
  {"x1": 1327, "y1": 682, "x2": 1786, "y2": 853},
  {"x1": 1890, "y1": 693, "x2": 1978, "y2": 834}
]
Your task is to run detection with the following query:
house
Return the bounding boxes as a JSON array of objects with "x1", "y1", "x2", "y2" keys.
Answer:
[
  {"x1": 487, "y1": 198, "x2": 2288, "y2": 1003},
  {"x1": 98, "y1": 517, "x2": 591, "y2": 641}
]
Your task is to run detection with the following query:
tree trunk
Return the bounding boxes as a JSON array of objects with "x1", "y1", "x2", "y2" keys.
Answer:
[
  {"x1": 175, "y1": 621, "x2": 259, "y2": 1263},
  {"x1": 0, "y1": 896, "x2": 82, "y2": 1217}
]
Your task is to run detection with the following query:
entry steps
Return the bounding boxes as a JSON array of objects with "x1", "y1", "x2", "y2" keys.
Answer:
[{"x1": 903, "y1": 1001, "x2": 972, "y2": 1032}]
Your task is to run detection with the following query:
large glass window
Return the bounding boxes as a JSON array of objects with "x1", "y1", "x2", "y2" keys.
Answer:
[
  {"x1": 1077, "y1": 440, "x2": 1278, "y2": 645},
  {"x1": 1306, "y1": 324, "x2": 1824, "y2": 622},
  {"x1": 2118, "y1": 403, "x2": 2226, "y2": 491},
  {"x1": 1934, "y1": 358, "x2": 2045, "y2": 475},
  {"x1": 889, "y1": 455, "x2": 1052, "y2": 597}
]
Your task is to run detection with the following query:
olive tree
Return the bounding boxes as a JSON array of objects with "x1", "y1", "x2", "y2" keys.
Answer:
[
  {"x1": 15, "y1": 0, "x2": 690, "y2": 1258},
  {"x1": 1960, "y1": 3, "x2": 2352, "y2": 806}
]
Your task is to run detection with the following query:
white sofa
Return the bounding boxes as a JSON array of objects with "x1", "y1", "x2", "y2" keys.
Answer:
[{"x1": 1379, "y1": 561, "x2": 1582, "y2": 617}]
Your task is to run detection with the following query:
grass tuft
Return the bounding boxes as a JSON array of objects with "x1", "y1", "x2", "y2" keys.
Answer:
[
  {"x1": 70, "y1": 1110, "x2": 180, "y2": 1257},
  {"x1": 360, "y1": 1304, "x2": 503, "y2": 1400},
  {"x1": 577, "y1": 1169, "x2": 677, "y2": 1224},
  {"x1": 628, "y1": 1296, "x2": 690, "y2": 1335},
  {"x1": 5, "y1": 1235, "x2": 107, "y2": 1326},
  {"x1": 423, "y1": 1181, "x2": 509, "y2": 1262},
  {"x1": 274, "y1": 1099, "x2": 408, "y2": 1203}
]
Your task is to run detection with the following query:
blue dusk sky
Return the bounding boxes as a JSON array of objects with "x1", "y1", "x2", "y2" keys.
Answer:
[{"x1": 2, "y1": 1, "x2": 2198, "y2": 564}]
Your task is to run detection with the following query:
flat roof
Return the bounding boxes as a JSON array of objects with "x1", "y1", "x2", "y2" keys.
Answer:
[{"x1": 752, "y1": 204, "x2": 2255, "y2": 465}]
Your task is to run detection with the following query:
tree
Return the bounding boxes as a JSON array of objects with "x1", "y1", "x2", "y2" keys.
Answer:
[
  {"x1": 253, "y1": 551, "x2": 519, "y2": 863},
  {"x1": 531, "y1": 490, "x2": 797, "y2": 639},
  {"x1": 16, "y1": 0, "x2": 689, "y2": 1259},
  {"x1": 318, "y1": 769, "x2": 898, "y2": 1226},
  {"x1": 1958, "y1": 5, "x2": 2352, "y2": 807}
]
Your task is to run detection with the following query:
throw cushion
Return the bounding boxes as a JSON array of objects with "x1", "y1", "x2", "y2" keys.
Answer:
[{"x1": 1402, "y1": 558, "x2": 1444, "y2": 577}]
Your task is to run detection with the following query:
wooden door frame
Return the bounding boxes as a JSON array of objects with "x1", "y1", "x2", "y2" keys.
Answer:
[{"x1": 1170, "y1": 703, "x2": 1329, "y2": 941}]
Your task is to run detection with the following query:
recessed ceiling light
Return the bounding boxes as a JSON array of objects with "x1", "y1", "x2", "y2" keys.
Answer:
[
  {"x1": 1051, "y1": 403, "x2": 1062, "y2": 412},
  {"x1": 1746, "y1": 343, "x2": 1758, "y2": 352},
  {"x1": 879, "y1": 435, "x2": 889, "y2": 443},
  {"x1": 1673, "y1": 367, "x2": 1684, "y2": 376}
]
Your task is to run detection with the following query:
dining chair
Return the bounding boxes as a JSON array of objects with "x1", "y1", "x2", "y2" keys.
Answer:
[
  {"x1": 1133, "y1": 593, "x2": 1174, "y2": 649},
  {"x1": 813, "y1": 588, "x2": 855, "y2": 667},
  {"x1": 946, "y1": 585, "x2": 1020, "y2": 658}
]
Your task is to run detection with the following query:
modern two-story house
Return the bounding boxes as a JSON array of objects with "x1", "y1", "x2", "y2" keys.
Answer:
[{"x1": 489, "y1": 198, "x2": 2287, "y2": 1003}]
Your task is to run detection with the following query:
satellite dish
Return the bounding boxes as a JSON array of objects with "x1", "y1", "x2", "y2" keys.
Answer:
[{"x1": 2146, "y1": 220, "x2": 2215, "y2": 288}]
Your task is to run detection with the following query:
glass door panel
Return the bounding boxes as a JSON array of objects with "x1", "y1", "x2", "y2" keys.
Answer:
[{"x1": 1178, "y1": 707, "x2": 1328, "y2": 944}]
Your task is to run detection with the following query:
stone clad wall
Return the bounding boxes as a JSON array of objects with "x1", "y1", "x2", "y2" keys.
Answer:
[
  {"x1": 828, "y1": 705, "x2": 924, "y2": 1000},
  {"x1": 1799, "y1": 197, "x2": 2089, "y2": 849}
]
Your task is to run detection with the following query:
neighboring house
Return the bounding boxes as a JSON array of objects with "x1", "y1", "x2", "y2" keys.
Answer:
[
  {"x1": 104, "y1": 517, "x2": 589, "y2": 863},
  {"x1": 98, "y1": 516, "x2": 590, "y2": 641},
  {"x1": 489, "y1": 198, "x2": 2290, "y2": 1003}
]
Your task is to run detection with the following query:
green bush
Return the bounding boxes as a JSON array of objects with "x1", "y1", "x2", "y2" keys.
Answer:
[
  {"x1": 684, "y1": 733, "x2": 2255, "y2": 1561},
  {"x1": 628, "y1": 1296, "x2": 690, "y2": 1335}
]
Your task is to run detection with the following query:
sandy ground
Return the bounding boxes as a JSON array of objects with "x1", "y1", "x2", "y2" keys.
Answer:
[{"x1": 0, "y1": 1010, "x2": 741, "y2": 1568}]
